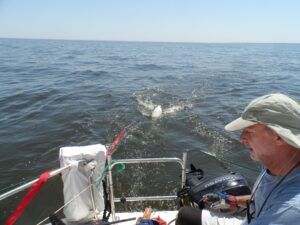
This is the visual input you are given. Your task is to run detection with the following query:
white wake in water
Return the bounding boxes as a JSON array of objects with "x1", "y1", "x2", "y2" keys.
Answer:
[
  {"x1": 151, "y1": 105, "x2": 163, "y2": 119},
  {"x1": 133, "y1": 89, "x2": 193, "y2": 120}
]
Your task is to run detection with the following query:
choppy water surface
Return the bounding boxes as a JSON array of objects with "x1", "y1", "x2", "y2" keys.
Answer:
[{"x1": 1, "y1": 38, "x2": 300, "y2": 223}]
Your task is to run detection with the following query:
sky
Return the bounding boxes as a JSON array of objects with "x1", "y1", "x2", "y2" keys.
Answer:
[{"x1": 0, "y1": 0, "x2": 300, "y2": 43}]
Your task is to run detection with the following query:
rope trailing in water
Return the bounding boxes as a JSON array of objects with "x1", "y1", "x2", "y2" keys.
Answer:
[
  {"x1": 96, "y1": 127, "x2": 127, "y2": 187},
  {"x1": 220, "y1": 156, "x2": 260, "y2": 172},
  {"x1": 107, "y1": 128, "x2": 127, "y2": 157},
  {"x1": 198, "y1": 149, "x2": 260, "y2": 172}
]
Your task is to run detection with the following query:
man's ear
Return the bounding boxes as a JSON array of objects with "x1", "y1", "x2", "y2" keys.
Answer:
[
  {"x1": 268, "y1": 128, "x2": 284, "y2": 145},
  {"x1": 275, "y1": 135, "x2": 285, "y2": 146}
]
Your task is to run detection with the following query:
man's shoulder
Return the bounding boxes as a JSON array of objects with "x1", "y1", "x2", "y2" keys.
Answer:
[
  {"x1": 262, "y1": 168, "x2": 300, "y2": 208},
  {"x1": 282, "y1": 167, "x2": 300, "y2": 187},
  {"x1": 264, "y1": 187, "x2": 300, "y2": 219},
  {"x1": 271, "y1": 169, "x2": 300, "y2": 207},
  {"x1": 277, "y1": 167, "x2": 300, "y2": 189}
]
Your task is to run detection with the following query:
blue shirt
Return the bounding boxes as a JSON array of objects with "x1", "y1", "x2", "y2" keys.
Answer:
[{"x1": 244, "y1": 167, "x2": 300, "y2": 225}]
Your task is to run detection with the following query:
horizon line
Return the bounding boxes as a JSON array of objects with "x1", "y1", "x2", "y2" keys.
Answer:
[{"x1": 1, "y1": 36, "x2": 300, "y2": 45}]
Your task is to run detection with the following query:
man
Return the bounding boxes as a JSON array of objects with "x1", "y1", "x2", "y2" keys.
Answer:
[{"x1": 176, "y1": 93, "x2": 300, "y2": 225}]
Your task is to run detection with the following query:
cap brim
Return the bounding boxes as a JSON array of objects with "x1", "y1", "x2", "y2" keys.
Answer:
[{"x1": 225, "y1": 117, "x2": 256, "y2": 131}]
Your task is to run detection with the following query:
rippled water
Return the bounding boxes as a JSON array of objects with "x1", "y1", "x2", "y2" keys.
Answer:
[{"x1": 1, "y1": 38, "x2": 300, "y2": 223}]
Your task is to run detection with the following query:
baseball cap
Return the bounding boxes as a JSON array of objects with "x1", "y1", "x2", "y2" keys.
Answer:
[{"x1": 225, "y1": 93, "x2": 300, "y2": 148}]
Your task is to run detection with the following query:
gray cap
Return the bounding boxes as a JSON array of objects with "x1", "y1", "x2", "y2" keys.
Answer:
[{"x1": 225, "y1": 93, "x2": 300, "y2": 148}]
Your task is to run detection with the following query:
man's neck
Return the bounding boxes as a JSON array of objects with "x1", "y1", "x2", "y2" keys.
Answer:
[{"x1": 266, "y1": 151, "x2": 300, "y2": 176}]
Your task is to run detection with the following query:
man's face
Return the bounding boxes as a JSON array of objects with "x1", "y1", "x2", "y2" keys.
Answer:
[{"x1": 240, "y1": 124, "x2": 278, "y2": 163}]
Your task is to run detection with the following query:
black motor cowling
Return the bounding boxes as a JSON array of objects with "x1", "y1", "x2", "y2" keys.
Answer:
[{"x1": 178, "y1": 165, "x2": 251, "y2": 208}]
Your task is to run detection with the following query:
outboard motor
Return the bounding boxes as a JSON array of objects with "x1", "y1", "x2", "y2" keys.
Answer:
[{"x1": 178, "y1": 165, "x2": 251, "y2": 209}]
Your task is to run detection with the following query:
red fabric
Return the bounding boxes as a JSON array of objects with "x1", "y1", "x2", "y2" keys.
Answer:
[
  {"x1": 5, "y1": 171, "x2": 51, "y2": 225},
  {"x1": 228, "y1": 195, "x2": 238, "y2": 210},
  {"x1": 107, "y1": 128, "x2": 126, "y2": 156},
  {"x1": 153, "y1": 216, "x2": 167, "y2": 225}
]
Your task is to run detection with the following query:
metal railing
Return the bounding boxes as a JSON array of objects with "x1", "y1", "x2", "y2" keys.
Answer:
[
  {"x1": 0, "y1": 154, "x2": 188, "y2": 223},
  {"x1": 0, "y1": 165, "x2": 71, "y2": 201},
  {"x1": 107, "y1": 153, "x2": 187, "y2": 220}
]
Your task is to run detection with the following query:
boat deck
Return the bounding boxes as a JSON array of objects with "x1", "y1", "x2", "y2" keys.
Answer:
[
  {"x1": 114, "y1": 211, "x2": 177, "y2": 225},
  {"x1": 45, "y1": 210, "x2": 178, "y2": 225}
]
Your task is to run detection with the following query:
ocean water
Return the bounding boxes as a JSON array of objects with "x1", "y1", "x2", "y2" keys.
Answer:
[{"x1": 0, "y1": 38, "x2": 300, "y2": 224}]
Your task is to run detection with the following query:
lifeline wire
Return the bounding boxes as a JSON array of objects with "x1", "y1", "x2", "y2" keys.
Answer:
[
  {"x1": 36, "y1": 184, "x2": 91, "y2": 225},
  {"x1": 0, "y1": 176, "x2": 39, "y2": 195},
  {"x1": 36, "y1": 160, "x2": 126, "y2": 225}
]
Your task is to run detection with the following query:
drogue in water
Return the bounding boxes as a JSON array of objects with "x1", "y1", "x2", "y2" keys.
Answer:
[{"x1": 151, "y1": 105, "x2": 163, "y2": 119}]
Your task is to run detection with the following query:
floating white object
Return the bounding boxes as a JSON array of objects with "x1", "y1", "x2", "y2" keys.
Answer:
[{"x1": 151, "y1": 105, "x2": 163, "y2": 119}]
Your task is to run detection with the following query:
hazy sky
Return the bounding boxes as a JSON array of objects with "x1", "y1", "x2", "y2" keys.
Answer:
[{"x1": 0, "y1": 0, "x2": 299, "y2": 43}]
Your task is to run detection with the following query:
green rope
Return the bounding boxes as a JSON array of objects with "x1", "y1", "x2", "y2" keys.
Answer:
[
  {"x1": 115, "y1": 163, "x2": 126, "y2": 173},
  {"x1": 153, "y1": 208, "x2": 157, "y2": 215},
  {"x1": 95, "y1": 160, "x2": 126, "y2": 188}
]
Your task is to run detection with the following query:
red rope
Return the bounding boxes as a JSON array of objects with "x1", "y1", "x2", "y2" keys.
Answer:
[
  {"x1": 107, "y1": 128, "x2": 126, "y2": 156},
  {"x1": 5, "y1": 171, "x2": 51, "y2": 225},
  {"x1": 6, "y1": 129, "x2": 126, "y2": 224}
]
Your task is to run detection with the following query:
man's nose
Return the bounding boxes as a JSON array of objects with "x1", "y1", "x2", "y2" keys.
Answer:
[{"x1": 240, "y1": 130, "x2": 249, "y2": 146}]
